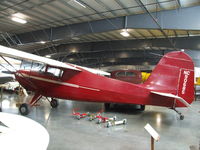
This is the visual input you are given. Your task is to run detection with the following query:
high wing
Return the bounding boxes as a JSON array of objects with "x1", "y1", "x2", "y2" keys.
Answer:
[
  {"x1": 151, "y1": 91, "x2": 191, "y2": 107},
  {"x1": 77, "y1": 66, "x2": 110, "y2": 76},
  {"x1": 0, "y1": 45, "x2": 110, "y2": 76}
]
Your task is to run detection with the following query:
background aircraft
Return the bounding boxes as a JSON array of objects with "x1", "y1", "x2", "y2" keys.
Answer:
[{"x1": 0, "y1": 45, "x2": 195, "y2": 120}]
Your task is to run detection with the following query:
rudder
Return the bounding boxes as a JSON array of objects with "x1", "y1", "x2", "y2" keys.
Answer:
[{"x1": 145, "y1": 51, "x2": 194, "y2": 107}]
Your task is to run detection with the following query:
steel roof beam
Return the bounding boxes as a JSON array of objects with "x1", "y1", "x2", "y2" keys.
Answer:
[
  {"x1": 1, "y1": 5, "x2": 200, "y2": 45},
  {"x1": 35, "y1": 36, "x2": 200, "y2": 57}
]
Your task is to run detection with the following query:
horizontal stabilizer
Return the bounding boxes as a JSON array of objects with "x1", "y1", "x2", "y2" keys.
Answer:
[{"x1": 151, "y1": 91, "x2": 191, "y2": 107}]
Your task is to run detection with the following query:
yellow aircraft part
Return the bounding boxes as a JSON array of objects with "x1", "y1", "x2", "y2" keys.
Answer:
[
  {"x1": 141, "y1": 72, "x2": 151, "y2": 82},
  {"x1": 195, "y1": 77, "x2": 200, "y2": 85}
]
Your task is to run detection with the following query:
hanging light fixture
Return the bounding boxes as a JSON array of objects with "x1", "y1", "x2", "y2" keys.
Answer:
[
  {"x1": 120, "y1": 29, "x2": 130, "y2": 37},
  {"x1": 11, "y1": 13, "x2": 27, "y2": 24},
  {"x1": 11, "y1": 17, "x2": 27, "y2": 24},
  {"x1": 73, "y1": 0, "x2": 86, "y2": 8}
]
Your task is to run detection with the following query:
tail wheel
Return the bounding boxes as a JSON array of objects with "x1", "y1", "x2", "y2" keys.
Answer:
[
  {"x1": 19, "y1": 103, "x2": 30, "y2": 116},
  {"x1": 140, "y1": 105, "x2": 145, "y2": 111},
  {"x1": 50, "y1": 98, "x2": 59, "y2": 108},
  {"x1": 104, "y1": 103, "x2": 110, "y2": 110}
]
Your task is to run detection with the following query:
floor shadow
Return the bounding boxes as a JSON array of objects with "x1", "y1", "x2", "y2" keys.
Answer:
[{"x1": 105, "y1": 104, "x2": 144, "y2": 115}]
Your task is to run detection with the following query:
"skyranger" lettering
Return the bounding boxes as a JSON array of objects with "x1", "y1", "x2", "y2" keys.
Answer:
[{"x1": 181, "y1": 70, "x2": 190, "y2": 95}]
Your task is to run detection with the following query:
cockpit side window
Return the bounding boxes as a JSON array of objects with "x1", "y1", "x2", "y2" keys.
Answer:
[{"x1": 46, "y1": 66, "x2": 64, "y2": 78}]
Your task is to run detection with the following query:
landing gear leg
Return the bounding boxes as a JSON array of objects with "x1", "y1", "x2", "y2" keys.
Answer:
[
  {"x1": 19, "y1": 93, "x2": 42, "y2": 116},
  {"x1": 140, "y1": 105, "x2": 145, "y2": 111},
  {"x1": 104, "y1": 103, "x2": 110, "y2": 110},
  {"x1": 173, "y1": 109, "x2": 184, "y2": 120}
]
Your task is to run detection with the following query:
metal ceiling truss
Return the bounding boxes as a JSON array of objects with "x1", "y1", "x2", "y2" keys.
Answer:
[
  {"x1": 1, "y1": 5, "x2": 200, "y2": 46},
  {"x1": 0, "y1": 0, "x2": 180, "y2": 33},
  {"x1": 78, "y1": 57, "x2": 162, "y2": 68},
  {"x1": 34, "y1": 36, "x2": 200, "y2": 57}
]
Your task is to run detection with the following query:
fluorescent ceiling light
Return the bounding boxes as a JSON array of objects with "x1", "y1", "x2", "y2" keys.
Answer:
[
  {"x1": 69, "y1": 58, "x2": 74, "y2": 61},
  {"x1": 72, "y1": 37, "x2": 80, "y2": 40},
  {"x1": 181, "y1": 49, "x2": 185, "y2": 52},
  {"x1": 74, "y1": 0, "x2": 86, "y2": 8},
  {"x1": 40, "y1": 41, "x2": 46, "y2": 44},
  {"x1": 11, "y1": 17, "x2": 27, "y2": 24},
  {"x1": 70, "y1": 48, "x2": 78, "y2": 53},
  {"x1": 45, "y1": 55, "x2": 51, "y2": 58},
  {"x1": 120, "y1": 30, "x2": 130, "y2": 37}
]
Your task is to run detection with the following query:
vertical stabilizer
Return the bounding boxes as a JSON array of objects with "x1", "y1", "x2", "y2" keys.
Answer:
[{"x1": 145, "y1": 51, "x2": 194, "y2": 107}]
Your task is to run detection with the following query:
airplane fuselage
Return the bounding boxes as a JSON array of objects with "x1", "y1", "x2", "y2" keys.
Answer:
[{"x1": 15, "y1": 68, "x2": 179, "y2": 108}]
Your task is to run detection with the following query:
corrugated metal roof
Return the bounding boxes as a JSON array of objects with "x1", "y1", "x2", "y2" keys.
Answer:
[
  {"x1": 0, "y1": 0, "x2": 199, "y2": 34},
  {"x1": 0, "y1": 0, "x2": 200, "y2": 68},
  {"x1": 10, "y1": 28, "x2": 200, "y2": 52}
]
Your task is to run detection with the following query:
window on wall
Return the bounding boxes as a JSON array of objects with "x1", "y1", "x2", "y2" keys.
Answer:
[{"x1": 46, "y1": 66, "x2": 63, "y2": 78}]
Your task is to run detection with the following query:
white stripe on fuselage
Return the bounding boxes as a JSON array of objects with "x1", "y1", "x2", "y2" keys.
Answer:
[{"x1": 17, "y1": 73, "x2": 100, "y2": 92}]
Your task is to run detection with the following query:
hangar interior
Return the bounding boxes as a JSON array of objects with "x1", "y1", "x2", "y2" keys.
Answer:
[{"x1": 0, "y1": 0, "x2": 200, "y2": 150}]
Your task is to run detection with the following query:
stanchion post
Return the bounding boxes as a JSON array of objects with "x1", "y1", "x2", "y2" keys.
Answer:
[
  {"x1": 151, "y1": 136, "x2": 154, "y2": 150},
  {"x1": 144, "y1": 123, "x2": 160, "y2": 150}
]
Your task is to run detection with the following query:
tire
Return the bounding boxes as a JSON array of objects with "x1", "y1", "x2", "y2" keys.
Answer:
[
  {"x1": 19, "y1": 103, "x2": 30, "y2": 116},
  {"x1": 104, "y1": 103, "x2": 110, "y2": 110},
  {"x1": 140, "y1": 105, "x2": 145, "y2": 111},
  {"x1": 50, "y1": 98, "x2": 59, "y2": 108}
]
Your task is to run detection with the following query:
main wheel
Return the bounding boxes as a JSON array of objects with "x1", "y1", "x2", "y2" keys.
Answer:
[
  {"x1": 104, "y1": 103, "x2": 110, "y2": 110},
  {"x1": 19, "y1": 103, "x2": 30, "y2": 115},
  {"x1": 50, "y1": 98, "x2": 59, "y2": 108},
  {"x1": 140, "y1": 105, "x2": 145, "y2": 111}
]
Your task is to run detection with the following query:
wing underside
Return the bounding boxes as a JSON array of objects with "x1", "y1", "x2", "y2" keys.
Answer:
[{"x1": 0, "y1": 45, "x2": 110, "y2": 76}]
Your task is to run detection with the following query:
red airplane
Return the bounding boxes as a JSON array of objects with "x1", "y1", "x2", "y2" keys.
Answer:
[{"x1": 0, "y1": 45, "x2": 194, "y2": 120}]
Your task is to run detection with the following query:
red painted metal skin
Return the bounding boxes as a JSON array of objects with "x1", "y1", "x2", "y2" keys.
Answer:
[{"x1": 15, "y1": 51, "x2": 194, "y2": 108}]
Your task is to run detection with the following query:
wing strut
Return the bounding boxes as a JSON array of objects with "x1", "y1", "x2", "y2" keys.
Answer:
[{"x1": 0, "y1": 55, "x2": 38, "y2": 89}]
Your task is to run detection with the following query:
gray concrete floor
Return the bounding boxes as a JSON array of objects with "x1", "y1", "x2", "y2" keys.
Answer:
[{"x1": 1, "y1": 92, "x2": 200, "y2": 150}]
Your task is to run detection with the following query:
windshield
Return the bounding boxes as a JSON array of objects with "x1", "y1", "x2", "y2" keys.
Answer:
[{"x1": 20, "y1": 61, "x2": 45, "y2": 71}]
